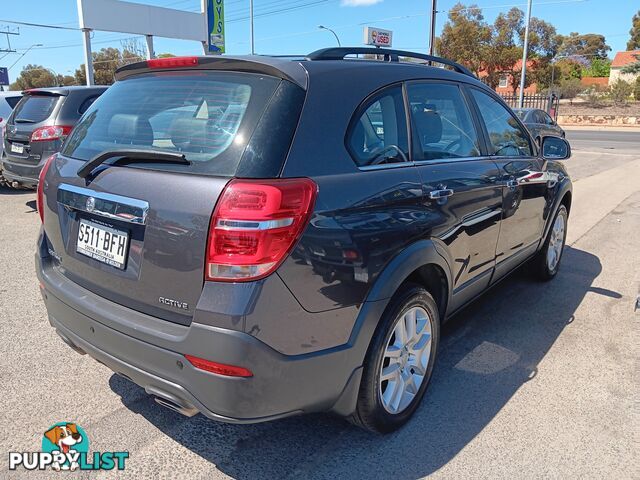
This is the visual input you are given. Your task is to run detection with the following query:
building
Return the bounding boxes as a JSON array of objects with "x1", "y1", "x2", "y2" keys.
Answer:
[
  {"x1": 609, "y1": 50, "x2": 640, "y2": 85},
  {"x1": 478, "y1": 59, "x2": 538, "y2": 95}
]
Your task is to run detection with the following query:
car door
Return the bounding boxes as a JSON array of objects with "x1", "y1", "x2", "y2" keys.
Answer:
[
  {"x1": 468, "y1": 87, "x2": 548, "y2": 281},
  {"x1": 407, "y1": 81, "x2": 503, "y2": 309}
]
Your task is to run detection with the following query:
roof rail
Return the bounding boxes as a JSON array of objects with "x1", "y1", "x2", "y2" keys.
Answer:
[{"x1": 305, "y1": 47, "x2": 476, "y2": 78}]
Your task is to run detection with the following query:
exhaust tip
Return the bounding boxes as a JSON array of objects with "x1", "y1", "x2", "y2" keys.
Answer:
[
  {"x1": 153, "y1": 396, "x2": 199, "y2": 417},
  {"x1": 55, "y1": 329, "x2": 86, "y2": 355}
]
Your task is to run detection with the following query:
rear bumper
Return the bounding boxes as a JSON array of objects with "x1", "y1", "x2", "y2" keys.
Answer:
[
  {"x1": 36, "y1": 251, "x2": 365, "y2": 423},
  {"x1": 1, "y1": 152, "x2": 48, "y2": 186}
]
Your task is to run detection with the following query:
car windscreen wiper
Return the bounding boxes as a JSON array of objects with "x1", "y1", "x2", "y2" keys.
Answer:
[
  {"x1": 77, "y1": 149, "x2": 190, "y2": 178},
  {"x1": 14, "y1": 118, "x2": 36, "y2": 123}
]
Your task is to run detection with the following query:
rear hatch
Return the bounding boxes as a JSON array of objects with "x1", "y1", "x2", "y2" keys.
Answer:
[
  {"x1": 4, "y1": 91, "x2": 63, "y2": 162},
  {"x1": 42, "y1": 65, "x2": 302, "y2": 325}
]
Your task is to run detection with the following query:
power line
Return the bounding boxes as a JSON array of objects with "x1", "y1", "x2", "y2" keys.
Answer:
[{"x1": 0, "y1": 18, "x2": 78, "y2": 31}]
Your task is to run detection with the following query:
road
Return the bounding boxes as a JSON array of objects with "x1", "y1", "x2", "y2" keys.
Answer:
[{"x1": 1, "y1": 129, "x2": 638, "y2": 479}]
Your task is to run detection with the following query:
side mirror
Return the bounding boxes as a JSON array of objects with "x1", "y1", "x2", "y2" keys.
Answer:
[{"x1": 541, "y1": 136, "x2": 571, "y2": 160}]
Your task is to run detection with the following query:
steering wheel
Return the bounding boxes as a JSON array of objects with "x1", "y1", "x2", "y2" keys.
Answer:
[{"x1": 369, "y1": 145, "x2": 409, "y2": 165}]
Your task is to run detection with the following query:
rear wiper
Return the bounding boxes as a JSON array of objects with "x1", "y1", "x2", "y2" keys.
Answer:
[
  {"x1": 14, "y1": 118, "x2": 36, "y2": 123},
  {"x1": 77, "y1": 149, "x2": 190, "y2": 178}
]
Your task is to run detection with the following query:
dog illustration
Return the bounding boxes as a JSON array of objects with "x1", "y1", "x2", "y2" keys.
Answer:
[{"x1": 44, "y1": 423, "x2": 82, "y2": 471}]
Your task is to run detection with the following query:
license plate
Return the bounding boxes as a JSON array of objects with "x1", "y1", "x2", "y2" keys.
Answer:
[
  {"x1": 76, "y1": 220, "x2": 129, "y2": 269},
  {"x1": 10, "y1": 143, "x2": 24, "y2": 154}
]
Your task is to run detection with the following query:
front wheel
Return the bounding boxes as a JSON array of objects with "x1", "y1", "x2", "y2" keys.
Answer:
[
  {"x1": 531, "y1": 205, "x2": 568, "y2": 280},
  {"x1": 349, "y1": 284, "x2": 439, "y2": 433}
]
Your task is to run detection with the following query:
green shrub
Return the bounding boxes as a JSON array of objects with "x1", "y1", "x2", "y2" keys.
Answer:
[
  {"x1": 635, "y1": 77, "x2": 640, "y2": 101},
  {"x1": 609, "y1": 79, "x2": 634, "y2": 105}
]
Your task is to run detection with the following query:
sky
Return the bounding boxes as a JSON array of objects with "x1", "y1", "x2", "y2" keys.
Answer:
[{"x1": 0, "y1": 0, "x2": 637, "y2": 82}]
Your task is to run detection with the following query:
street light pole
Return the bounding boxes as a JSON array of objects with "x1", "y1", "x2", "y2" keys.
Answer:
[
  {"x1": 429, "y1": 0, "x2": 438, "y2": 56},
  {"x1": 249, "y1": 0, "x2": 255, "y2": 54},
  {"x1": 7, "y1": 43, "x2": 44, "y2": 71},
  {"x1": 518, "y1": 0, "x2": 532, "y2": 108},
  {"x1": 318, "y1": 25, "x2": 341, "y2": 46}
]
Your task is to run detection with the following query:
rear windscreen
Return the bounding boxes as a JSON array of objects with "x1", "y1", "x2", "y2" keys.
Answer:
[
  {"x1": 12, "y1": 95, "x2": 58, "y2": 123},
  {"x1": 62, "y1": 71, "x2": 280, "y2": 176}
]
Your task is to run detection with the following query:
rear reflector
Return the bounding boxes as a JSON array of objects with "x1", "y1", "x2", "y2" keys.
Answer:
[
  {"x1": 31, "y1": 125, "x2": 73, "y2": 142},
  {"x1": 184, "y1": 355, "x2": 253, "y2": 377},
  {"x1": 147, "y1": 56, "x2": 199, "y2": 69},
  {"x1": 206, "y1": 178, "x2": 317, "y2": 282},
  {"x1": 37, "y1": 154, "x2": 56, "y2": 223}
]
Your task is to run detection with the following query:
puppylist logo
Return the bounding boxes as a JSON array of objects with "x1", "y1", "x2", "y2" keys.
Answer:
[{"x1": 9, "y1": 422, "x2": 129, "y2": 472}]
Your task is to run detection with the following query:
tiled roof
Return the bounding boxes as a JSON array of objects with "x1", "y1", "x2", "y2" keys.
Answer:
[{"x1": 611, "y1": 50, "x2": 640, "y2": 68}]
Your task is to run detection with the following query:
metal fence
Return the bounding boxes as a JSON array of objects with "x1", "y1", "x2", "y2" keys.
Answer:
[{"x1": 498, "y1": 94, "x2": 560, "y2": 120}]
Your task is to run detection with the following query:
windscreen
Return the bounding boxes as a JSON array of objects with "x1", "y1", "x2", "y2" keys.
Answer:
[
  {"x1": 62, "y1": 71, "x2": 280, "y2": 176},
  {"x1": 514, "y1": 110, "x2": 527, "y2": 120},
  {"x1": 12, "y1": 94, "x2": 58, "y2": 123}
]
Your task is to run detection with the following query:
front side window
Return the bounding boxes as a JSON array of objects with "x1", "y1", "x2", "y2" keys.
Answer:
[
  {"x1": 470, "y1": 89, "x2": 532, "y2": 157},
  {"x1": 347, "y1": 85, "x2": 409, "y2": 167},
  {"x1": 407, "y1": 82, "x2": 480, "y2": 161}
]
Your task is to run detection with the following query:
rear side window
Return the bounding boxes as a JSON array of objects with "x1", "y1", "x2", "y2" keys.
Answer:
[
  {"x1": 4, "y1": 96, "x2": 21, "y2": 109},
  {"x1": 62, "y1": 71, "x2": 280, "y2": 176},
  {"x1": 347, "y1": 85, "x2": 409, "y2": 167},
  {"x1": 470, "y1": 89, "x2": 532, "y2": 157},
  {"x1": 407, "y1": 82, "x2": 480, "y2": 161},
  {"x1": 11, "y1": 95, "x2": 58, "y2": 123},
  {"x1": 78, "y1": 95, "x2": 99, "y2": 115}
]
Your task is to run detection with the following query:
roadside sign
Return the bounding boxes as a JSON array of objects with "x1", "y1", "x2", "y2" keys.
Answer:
[
  {"x1": 0, "y1": 67, "x2": 9, "y2": 86},
  {"x1": 206, "y1": 0, "x2": 225, "y2": 54},
  {"x1": 363, "y1": 27, "x2": 393, "y2": 48}
]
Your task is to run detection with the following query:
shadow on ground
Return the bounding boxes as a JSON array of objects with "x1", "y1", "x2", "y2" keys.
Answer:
[
  {"x1": 0, "y1": 185, "x2": 34, "y2": 195},
  {"x1": 109, "y1": 246, "x2": 607, "y2": 479}
]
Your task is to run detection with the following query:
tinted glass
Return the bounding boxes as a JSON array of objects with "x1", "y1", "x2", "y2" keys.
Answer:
[
  {"x1": 78, "y1": 96, "x2": 99, "y2": 115},
  {"x1": 470, "y1": 89, "x2": 532, "y2": 157},
  {"x1": 11, "y1": 95, "x2": 58, "y2": 123},
  {"x1": 62, "y1": 72, "x2": 279, "y2": 176},
  {"x1": 347, "y1": 85, "x2": 409, "y2": 167},
  {"x1": 408, "y1": 83, "x2": 480, "y2": 160},
  {"x1": 515, "y1": 110, "x2": 527, "y2": 120},
  {"x1": 5, "y1": 96, "x2": 21, "y2": 109},
  {"x1": 541, "y1": 111, "x2": 555, "y2": 125}
]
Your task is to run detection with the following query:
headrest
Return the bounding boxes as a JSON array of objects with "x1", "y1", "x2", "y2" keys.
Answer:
[
  {"x1": 412, "y1": 104, "x2": 442, "y2": 144},
  {"x1": 107, "y1": 114, "x2": 153, "y2": 145}
]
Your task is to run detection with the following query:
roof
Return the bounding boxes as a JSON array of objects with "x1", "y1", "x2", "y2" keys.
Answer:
[
  {"x1": 23, "y1": 85, "x2": 109, "y2": 96},
  {"x1": 611, "y1": 50, "x2": 640, "y2": 68}
]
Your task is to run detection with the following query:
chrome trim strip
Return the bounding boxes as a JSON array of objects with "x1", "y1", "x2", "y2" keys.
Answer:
[
  {"x1": 216, "y1": 218, "x2": 294, "y2": 231},
  {"x1": 439, "y1": 209, "x2": 501, "y2": 241},
  {"x1": 57, "y1": 183, "x2": 149, "y2": 225}
]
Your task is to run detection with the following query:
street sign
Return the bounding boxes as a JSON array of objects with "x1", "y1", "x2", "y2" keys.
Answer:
[
  {"x1": 207, "y1": 0, "x2": 225, "y2": 54},
  {"x1": 0, "y1": 67, "x2": 8, "y2": 86},
  {"x1": 363, "y1": 27, "x2": 393, "y2": 48}
]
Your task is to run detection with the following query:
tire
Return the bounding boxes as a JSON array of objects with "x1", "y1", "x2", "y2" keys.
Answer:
[
  {"x1": 348, "y1": 283, "x2": 440, "y2": 433},
  {"x1": 531, "y1": 205, "x2": 568, "y2": 281}
]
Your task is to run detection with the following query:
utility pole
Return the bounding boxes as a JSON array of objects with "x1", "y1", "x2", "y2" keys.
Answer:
[
  {"x1": 518, "y1": 0, "x2": 532, "y2": 108},
  {"x1": 0, "y1": 25, "x2": 19, "y2": 54},
  {"x1": 250, "y1": 0, "x2": 255, "y2": 54},
  {"x1": 81, "y1": 28, "x2": 95, "y2": 86},
  {"x1": 428, "y1": 0, "x2": 437, "y2": 56}
]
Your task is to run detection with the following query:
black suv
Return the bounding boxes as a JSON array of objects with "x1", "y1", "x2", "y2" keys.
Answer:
[
  {"x1": 2, "y1": 86, "x2": 107, "y2": 188},
  {"x1": 37, "y1": 49, "x2": 572, "y2": 433}
]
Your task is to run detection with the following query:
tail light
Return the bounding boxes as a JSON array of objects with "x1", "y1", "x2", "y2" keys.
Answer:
[
  {"x1": 147, "y1": 56, "x2": 199, "y2": 69},
  {"x1": 37, "y1": 154, "x2": 56, "y2": 223},
  {"x1": 206, "y1": 178, "x2": 317, "y2": 282},
  {"x1": 31, "y1": 125, "x2": 73, "y2": 142},
  {"x1": 184, "y1": 354, "x2": 253, "y2": 377}
]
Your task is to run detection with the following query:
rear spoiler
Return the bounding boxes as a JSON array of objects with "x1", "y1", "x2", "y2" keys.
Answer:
[
  {"x1": 22, "y1": 89, "x2": 67, "y2": 97},
  {"x1": 114, "y1": 56, "x2": 308, "y2": 90}
]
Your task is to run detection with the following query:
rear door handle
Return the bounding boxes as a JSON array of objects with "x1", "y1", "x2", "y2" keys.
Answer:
[{"x1": 429, "y1": 188, "x2": 454, "y2": 199}]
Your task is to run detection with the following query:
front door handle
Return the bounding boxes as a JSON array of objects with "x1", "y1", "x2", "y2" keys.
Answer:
[{"x1": 429, "y1": 188, "x2": 454, "y2": 199}]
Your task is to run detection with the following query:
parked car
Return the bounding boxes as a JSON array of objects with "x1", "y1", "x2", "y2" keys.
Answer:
[
  {"x1": 1, "y1": 86, "x2": 107, "y2": 188},
  {"x1": 36, "y1": 49, "x2": 572, "y2": 434},
  {"x1": 0, "y1": 91, "x2": 23, "y2": 162},
  {"x1": 514, "y1": 108, "x2": 565, "y2": 143}
]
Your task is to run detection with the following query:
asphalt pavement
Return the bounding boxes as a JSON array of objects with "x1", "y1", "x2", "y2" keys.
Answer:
[{"x1": 1, "y1": 129, "x2": 638, "y2": 479}]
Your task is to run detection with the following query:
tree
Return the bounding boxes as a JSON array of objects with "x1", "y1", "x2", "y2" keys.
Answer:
[
  {"x1": 558, "y1": 77, "x2": 582, "y2": 104},
  {"x1": 628, "y1": 10, "x2": 640, "y2": 50},
  {"x1": 75, "y1": 40, "x2": 146, "y2": 85},
  {"x1": 621, "y1": 55, "x2": 640, "y2": 75},
  {"x1": 9, "y1": 65, "x2": 57, "y2": 90},
  {"x1": 437, "y1": 3, "x2": 492, "y2": 76},
  {"x1": 609, "y1": 79, "x2": 633, "y2": 105},
  {"x1": 634, "y1": 77, "x2": 640, "y2": 101},
  {"x1": 558, "y1": 33, "x2": 611, "y2": 59},
  {"x1": 582, "y1": 58, "x2": 611, "y2": 77}
]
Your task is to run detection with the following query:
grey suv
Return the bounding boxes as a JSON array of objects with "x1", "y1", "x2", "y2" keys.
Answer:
[
  {"x1": 2, "y1": 86, "x2": 107, "y2": 188},
  {"x1": 37, "y1": 49, "x2": 572, "y2": 433}
]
